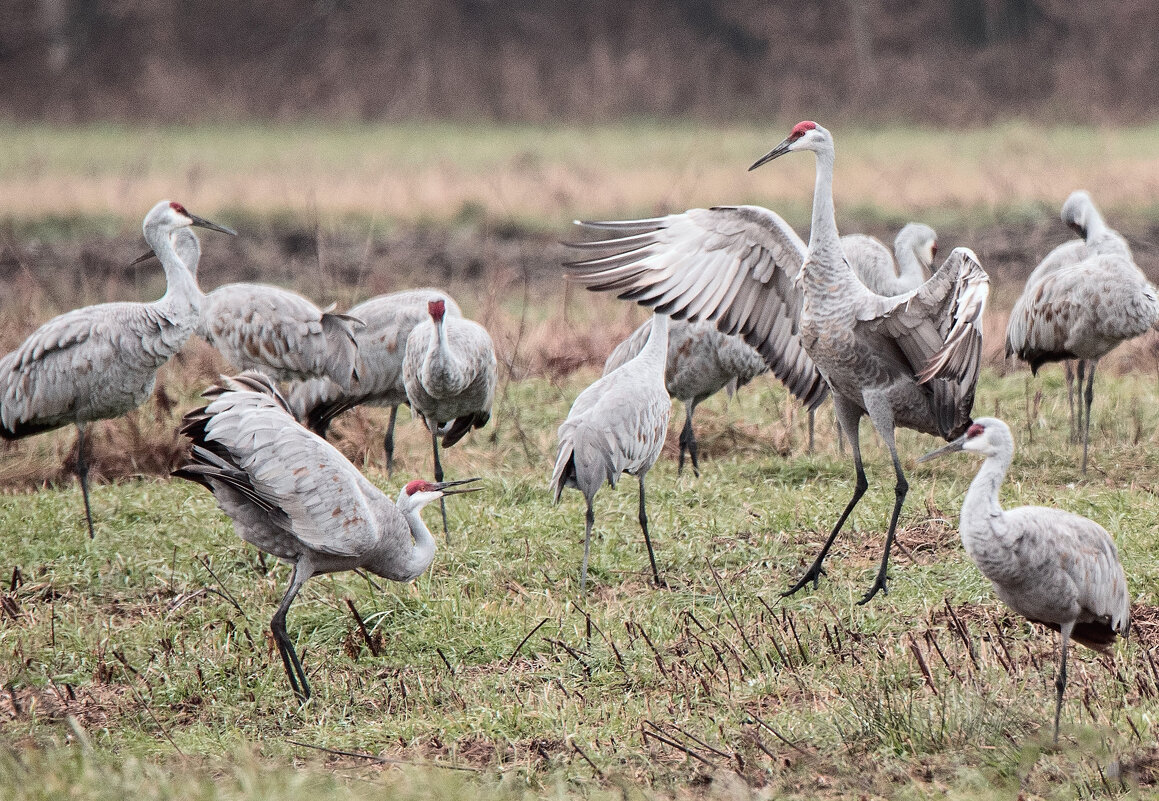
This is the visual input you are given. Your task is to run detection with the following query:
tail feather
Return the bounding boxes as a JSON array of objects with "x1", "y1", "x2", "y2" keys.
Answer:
[
  {"x1": 1033, "y1": 618, "x2": 1124, "y2": 654},
  {"x1": 442, "y1": 410, "x2": 490, "y2": 448},
  {"x1": 550, "y1": 423, "x2": 616, "y2": 503},
  {"x1": 321, "y1": 312, "x2": 363, "y2": 391}
]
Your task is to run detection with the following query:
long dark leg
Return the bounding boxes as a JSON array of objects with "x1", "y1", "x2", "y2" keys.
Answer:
[
  {"x1": 857, "y1": 395, "x2": 907, "y2": 606},
  {"x1": 75, "y1": 423, "x2": 95, "y2": 539},
  {"x1": 431, "y1": 426, "x2": 448, "y2": 537},
  {"x1": 1081, "y1": 360, "x2": 1096, "y2": 475},
  {"x1": 271, "y1": 562, "x2": 312, "y2": 701},
  {"x1": 678, "y1": 403, "x2": 700, "y2": 477},
  {"x1": 783, "y1": 397, "x2": 866, "y2": 597},
  {"x1": 580, "y1": 498, "x2": 594, "y2": 593},
  {"x1": 1064, "y1": 361, "x2": 1077, "y2": 442},
  {"x1": 638, "y1": 472, "x2": 662, "y2": 588},
  {"x1": 1053, "y1": 622, "x2": 1074, "y2": 743},
  {"x1": 1074, "y1": 359, "x2": 1086, "y2": 447},
  {"x1": 807, "y1": 408, "x2": 816, "y2": 454},
  {"x1": 383, "y1": 405, "x2": 399, "y2": 478}
]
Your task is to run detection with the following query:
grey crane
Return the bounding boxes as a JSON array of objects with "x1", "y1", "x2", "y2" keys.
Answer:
[
  {"x1": 174, "y1": 372, "x2": 480, "y2": 701},
  {"x1": 289, "y1": 288, "x2": 462, "y2": 476},
  {"x1": 402, "y1": 298, "x2": 496, "y2": 536},
  {"x1": 564, "y1": 121, "x2": 989, "y2": 604},
  {"x1": 551, "y1": 313, "x2": 671, "y2": 592},
  {"x1": 136, "y1": 228, "x2": 362, "y2": 392},
  {"x1": 602, "y1": 317, "x2": 766, "y2": 476},
  {"x1": 843, "y1": 223, "x2": 938, "y2": 298},
  {"x1": 919, "y1": 417, "x2": 1129, "y2": 742},
  {"x1": 0, "y1": 200, "x2": 234, "y2": 537},
  {"x1": 1005, "y1": 190, "x2": 1158, "y2": 474}
]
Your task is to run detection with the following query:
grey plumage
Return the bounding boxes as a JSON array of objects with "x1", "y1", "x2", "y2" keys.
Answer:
[
  {"x1": 174, "y1": 371, "x2": 479, "y2": 701},
  {"x1": 551, "y1": 313, "x2": 671, "y2": 591},
  {"x1": 1005, "y1": 190, "x2": 1158, "y2": 473},
  {"x1": 564, "y1": 121, "x2": 989, "y2": 604},
  {"x1": 919, "y1": 417, "x2": 1129, "y2": 742},
  {"x1": 844, "y1": 222, "x2": 938, "y2": 297},
  {"x1": 603, "y1": 317, "x2": 766, "y2": 476},
  {"x1": 290, "y1": 288, "x2": 462, "y2": 475},
  {"x1": 402, "y1": 298, "x2": 496, "y2": 536},
  {"x1": 0, "y1": 200, "x2": 234, "y2": 537}
]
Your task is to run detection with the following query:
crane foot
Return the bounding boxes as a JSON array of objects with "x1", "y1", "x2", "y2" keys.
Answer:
[
  {"x1": 856, "y1": 574, "x2": 890, "y2": 606},
  {"x1": 781, "y1": 563, "x2": 826, "y2": 598}
]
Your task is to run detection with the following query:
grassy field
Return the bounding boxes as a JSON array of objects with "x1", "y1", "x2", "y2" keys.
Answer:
[{"x1": 4, "y1": 121, "x2": 1159, "y2": 799}]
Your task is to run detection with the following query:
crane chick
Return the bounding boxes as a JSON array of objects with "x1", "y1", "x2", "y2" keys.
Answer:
[
  {"x1": 551, "y1": 312, "x2": 671, "y2": 592},
  {"x1": 174, "y1": 372, "x2": 480, "y2": 701},
  {"x1": 920, "y1": 417, "x2": 1129, "y2": 742}
]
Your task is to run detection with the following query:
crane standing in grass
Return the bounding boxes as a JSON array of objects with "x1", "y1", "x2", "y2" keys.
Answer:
[
  {"x1": 174, "y1": 372, "x2": 480, "y2": 701},
  {"x1": 403, "y1": 299, "x2": 496, "y2": 536},
  {"x1": 290, "y1": 288, "x2": 462, "y2": 476},
  {"x1": 603, "y1": 318, "x2": 766, "y2": 476},
  {"x1": 1005, "y1": 190, "x2": 1158, "y2": 473},
  {"x1": 565, "y1": 121, "x2": 988, "y2": 604},
  {"x1": 551, "y1": 312, "x2": 670, "y2": 592},
  {"x1": 919, "y1": 417, "x2": 1129, "y2": 742},
  {"x1": 0, "y1": 200, "x2": 235, "y2": 537}
]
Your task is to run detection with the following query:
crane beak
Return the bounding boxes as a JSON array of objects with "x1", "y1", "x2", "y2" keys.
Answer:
[
  {"x1": 436, "y1": 477, "x2": 483, "y2": 496},
  {"x1": 190, "y1": 214, "x2": 237, "y2": 236},
  {"x1": 749, "y1": 138, "x2": 793, "y2": 171},
  {"x1": 130, "y1": 249, "x2": 157, "y2": 266},
  {"x1": 916, "y1": 435, "x2": 967, "y2": 464}
]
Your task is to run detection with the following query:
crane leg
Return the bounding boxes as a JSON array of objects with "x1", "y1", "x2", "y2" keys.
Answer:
[
  {"x1": 638, "y1": 473, "x2": 663, "y2": 588},
  {"x1": 1080, "y1": 360, "x2": 1096, "y2": 475},
  {"x1": 271, "y1": 562, "x2": 311, "y2": 702},
  {"x1": 75, "y1": 423, "x2": 95, "y2": 539},
  {"x1": 808, "y1": 408, "x2": 816, "y2": 454},
  {"x1": 783, "y1": 398, "x2": 866, "y2": 597},
  {"x1": 1064, "y1": 361, "x2": 1077, "y2": 442},
  {"x1": 430, "y1": 426, "x2": 449, "y2": 538},
  {"x1": 857, "y1": 403, "x2": 907, "y2": 606},
  {"x1": 1053, "y1": 621, "x2": 1074, "y2": 743},
  {"x1": 383, "y1": 405, "x2": 399, "y2": 479},
  {"x1": 580, "y1": 499, "x2": 594, "y2": 593},
  {"x1": 678, "y1": 405, "x2": 700, "y2": 477}
]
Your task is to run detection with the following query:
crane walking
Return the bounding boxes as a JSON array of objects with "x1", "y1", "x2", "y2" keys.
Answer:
[
  {"x1": 402, "y1": 299, "x2": 496, "y2": 536},
  {"x1": 603, "y1": 318, "x2": 766, "y2": 476},
  {"x1": 0, "y1": 200, "x2": 234, "y2": 537},
  {"x1": 919, "y1": 418, "x2": 1129, "y2": 742},
  {"x1": 551, "y1": 313, "x2": 671, "y2": 592},
  {"x1": 565, "y1": 121, "x2": 988, "y2": 604},
  {"x1": 174, "y1": 372, "x2": 480, "y2": 701},
  {"x1": 1005, "y1": 190, "x2": 1158, "y2": 473},
  {"x1": 290, "y1": 288, "x2": 462, "y2": 476}
]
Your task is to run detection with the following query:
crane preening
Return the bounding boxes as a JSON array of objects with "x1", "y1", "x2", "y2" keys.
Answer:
[
  {"x1": 565, "y1": 121, "x2": 988, "y2": 604},
  {"x1": 919, "y1": 418, "x2": 1129, "y2": 742},
  {"x1": 0, "y1": 200, "x2": 235, "y2": 537},
  {"x1": 174, "y1": 372, "x2": 481, "y2": 701}
]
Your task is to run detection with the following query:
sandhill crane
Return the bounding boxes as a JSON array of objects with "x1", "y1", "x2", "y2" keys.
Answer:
[
  {"x1": 551, "y1": 313, "x2": 671, "y2": 592},
  {"x1": 402, "y1": 299, "x2": 496, "y2": 536},
  {"x1": 565, "y1": 120, "x2": 989, "y2": 604},
  {"x1": 1005, "y1": 190, "x2": 1158, "y2": 474},
  {"x1": 844, "y1": 223, "x2": 938, "y2": 297},
  {"x1": 603, "y1": 318, "x2": 766, "y2": 476},
  {"x1": 289, "y1": 289, "x2": 462, "y2": 476},
  {"x1": 0, "y1": 200, "x2": 234, "y2": 537},
  {"x1": 919, "y1": 417, "x2": 1129, "y2": 742},
  {"x1": 174, "y1": 372, "x2": 480, "y2": 701},
  {"x1": 138, "y1": 228, "x2": 362, "y2": 391}
]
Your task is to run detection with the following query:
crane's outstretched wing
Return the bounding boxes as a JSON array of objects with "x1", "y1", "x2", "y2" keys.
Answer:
[
  {"x1": 176, "y1": 373, "x2": 382, "y2": 559},
  {"x1": 856, "y1": 247, "x2": 989, "y2": 438},
  {"x1": 564, "y1": 206, "x2": 828, "y2": 410}
]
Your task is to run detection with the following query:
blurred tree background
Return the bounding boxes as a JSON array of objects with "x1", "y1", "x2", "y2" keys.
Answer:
[{"x1": 2, "y1": 0, "x2": 1153, "y2": 124}]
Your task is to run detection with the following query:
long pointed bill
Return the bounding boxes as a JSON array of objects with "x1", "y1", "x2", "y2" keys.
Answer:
[
  {"x1": 749, "y1": 138, "x2": 794, "y2": 171},
  {"x1": 917, "y1": 435, "x2": 967, "y2": 464},
  {"x1": 190, "y1": 214, "x2": 237, "y2": 236},
  {"x1": 436, "y1": 477, "x2": 483, "y2": 496},
  {"x1": 130, "y1": 249, "x2": 157, "y2": 265}
]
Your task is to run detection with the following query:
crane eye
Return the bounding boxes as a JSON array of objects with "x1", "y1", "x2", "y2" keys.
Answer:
[{"x1": 966, "y1": 423, "x2": 985, "y2": 438}]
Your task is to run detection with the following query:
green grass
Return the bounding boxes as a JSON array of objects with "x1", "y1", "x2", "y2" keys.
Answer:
[
  {"x1": 7, "y1": 121, "x2": 1159, "y2": 233},
  {"x1": 4, "y1": 367, "x2": 1159, "y2": 798}
]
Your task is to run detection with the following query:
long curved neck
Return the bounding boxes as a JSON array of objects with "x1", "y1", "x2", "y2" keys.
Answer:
[
  {"x1": 639, "y1": 313, "x2": 669, "y2": 374},
  {"x1": 960, "y1": 450, "x2": 1010, "y2": 542},
  {"x1": 146, "y1": 224, "x2": 201, "y2": 309},
  {"x1": 397, "y1": 507, "x2": 438, "y2": 579},
  {"x1": 895, "y1": 242, "x2": 926, "y2": 289},
  {"x1": 1084, "y1": 206, "x2": 1109, "y2": 244},
  {"x1": 803, "y1": 146, "x2": 857, "y2": 291},
  {"x1": 422, "y1": 315, "x2": 468, "y2": 393}
]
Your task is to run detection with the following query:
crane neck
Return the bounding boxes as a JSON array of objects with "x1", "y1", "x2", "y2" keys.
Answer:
[
  {"x1": 371, "y1": 505, "x2": 437, "y2": 582},
  {"x1": 148, "y1": 226, "x2": 201, "y2": 310},
  {"x1": 803, "y1": 145, "x2": 860, "y2": 293},
  {"x1": 421, "y1": 314, "x2": 469, "y2": 395},
  {"x1": 639, "y1": 313, "x2": 669, "y2": 372},
  {"x1": 895, "y1": 243, "x2": 926, "y2": 289},
  {"x1": 959, "y1": 447, "x2": 1011, "y2": 545},
  {"x1": 400, "y1": 507, "x2": 438, "y2": 578}
]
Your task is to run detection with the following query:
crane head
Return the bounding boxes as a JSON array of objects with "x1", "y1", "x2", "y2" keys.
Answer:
[
  {"x1": 428, "y1": 299, "x2": 447, "y2": 322},
  {"x1": 917, "y1": 417, "x2": 1012, "y2": 463},
  {"x1": 398, "y1": 477, "x2": 482, "y2": 512},
  {"x1": 749, "y1": 121, "x2": 830, "y2": 171},
  {"x1": 1061, "y1": 190, "x2": 1095, "y2": 240}
]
